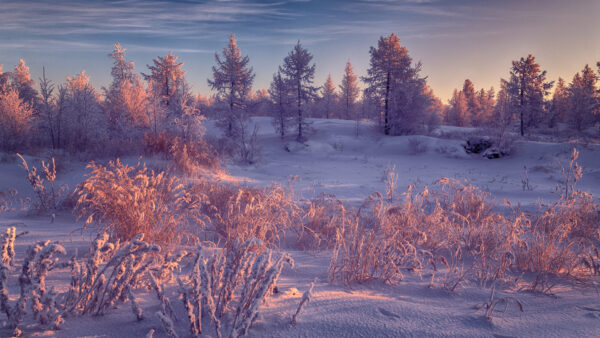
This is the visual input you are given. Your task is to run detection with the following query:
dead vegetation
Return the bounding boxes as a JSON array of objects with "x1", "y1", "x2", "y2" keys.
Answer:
[
  {"x1": 74, "y1": 159, "x2": 205, "y2": 246},
  {"x1": 329, "y1": 152, "x2": 600, "y2": 293}
]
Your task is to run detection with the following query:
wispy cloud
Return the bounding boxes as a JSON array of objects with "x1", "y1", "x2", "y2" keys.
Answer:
[{"x1": 0, "y1": 0, "x2": 293, "y2": 45}]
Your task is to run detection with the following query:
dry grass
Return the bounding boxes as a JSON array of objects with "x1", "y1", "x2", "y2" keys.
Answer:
[
  {"x1": 144, "y1": 131, "x2": 221, "y2": 175},
  {"x1": 329, "y1": 165, "x2": 600, "y2": 290},
  {"x1": 75, "y1": 159, "x2": 205, "y2": 247},
  {"x1": 298, "y1": 193, "x2": 347, "y2": 250}
]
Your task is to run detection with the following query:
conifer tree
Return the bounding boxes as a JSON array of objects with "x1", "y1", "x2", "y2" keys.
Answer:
[
  {"x1": 505, "y1": 54, "x2": 553, "y2": 136},
  {"x1": 477, "y1": 87, "x2": 495, "y2": 126},
  {"x1": 340, "y1": 60, "x2": 360, "y2": 121},
  {"x1": 63, "y1": 71, "x2": 102, "y2": 151},
  {"x1": 38, "y1": 67, "x2": 60, "y2": 149},
  {"x1": 321, "y1": 74, "x2": 337, "y2": 119},
  {"x1": 569, "y1": 64, "x2": 598, "y2": 131},
  {"x1": 11, "y1": 59, "x2": 38, "y2": 107},
  {"x1": 549, "y1": 77, "x2": 569, "y2": 128},
  {"x1": 144, "y1": 52, "x2": 185, "y2": 110},
  {"x1": 269, "y1": 71, "x2": 292, "y2": 138},
  {"x1": 461, "y1": 79, "x2": 480, "y2": 125},
  {"x1": 279, "y1": 41, "x2": 317, "y2": 142},
  {"x1": 208, "y1": 33, "x2": 255, "y2": 137},
  {"x1": 447, "y1": 89, "x2": 468, "y2": 127},
  {"x1": 363, "y1": 33, "x2": 426, "y2": 135},
  {"x1": 105, "y1": 43, "x2": 140, "y2": 130}
]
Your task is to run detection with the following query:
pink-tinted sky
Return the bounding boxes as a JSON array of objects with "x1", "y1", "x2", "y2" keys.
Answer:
[{"x1": 0, "y1": 0, "x2": 598, "y2": 101}]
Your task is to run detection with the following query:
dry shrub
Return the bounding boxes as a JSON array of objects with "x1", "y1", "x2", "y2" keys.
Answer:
[
  {"x1": 75, "y1": 159, "x2": 205, "y2": 246},
  {"x1": 17, "y1": 154, "x2": 71, "y2": 214},
  {"x1": 0, "y1": 231, "x2": 66, "y2": 335},
  {"x1": 476, "y1": 284, "x2": 524, "y2": 321},
  {"x1": 510, "y1": 150, "x2": 600, "y2": 290},
  {"x1": 299, "y1": 193, "x2": 347, "y2": 250},
  {"x1": 513, "y1": 192, "x2": 600, "y2": 284},
  {"x1": 191, "y1": 180, "x2": 301, "y2": 250},
  {"x1": 0, "y1": 228, "x2": 176, "y2": 336},
  {"x1": 169, "y1": 136, "x2": 220, "y2": 175},
  {"x1": 0, "y1": 189, "x2": 20, "y2": 213},
  {"x1": 174, "y1": 238, "x2": 294, "y2": 338},
  {"x1": 144, "y1": 131, "x2": 172, "y2": 156},
  {"x1": 329, "y1": 192, "x2": 429, "y2": 285},
  {"x1": 144, "y1": 131, "x2": 220, "y2": 174},
  {"x1": 329, "y1": 179, "x2": 518, "y2": 289},
  {"x1": 330, "y1": 163, "x2": 600, "y2": 291},
  {"x1": 329, "y1": 216, "x2": 423, "y2": 285}
]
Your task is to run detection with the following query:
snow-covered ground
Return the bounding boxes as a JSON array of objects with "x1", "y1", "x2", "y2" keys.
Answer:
[
  {"x1": 2, "y1": 117, "x2": 600, "y2": 337},
  {"x1": 220, "y1": 117, "x2": 600, "y2": 208}
]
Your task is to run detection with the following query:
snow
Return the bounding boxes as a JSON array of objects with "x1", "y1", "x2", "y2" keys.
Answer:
[{"x1": 2, "y1": 117, "x2": 600, "y2": 337}]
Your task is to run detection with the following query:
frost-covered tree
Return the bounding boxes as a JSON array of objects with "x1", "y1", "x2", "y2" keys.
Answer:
[
  {"x1": 505, "y1": 54, "x2": 553, "y2": 136},
  {"x1": 11, "y1": 59, "x2": 38, "y2": 107},
  {"x1": 389, "y1": 75, "x2": 431, "y2": 135},
  {"x1": 279, "y1": 41, "x2": 318, "y2": 142},
  {"x1": 461, "y1": 79, "x2": 480, "y2": 125},
  {"x1": 144, "y1": 52, "x2": 185, "y2": 111},
  {"x1": 38, "y1": 67, "x2": 61, "y2": 149},
  {"x1": 549, "y1": 77, "x2": 569, "y2": 128},
  {"x1": 104, "y1": 43, "x2": 137, "y2": 129},
  {"x1": 363, "y1": 33, "x2": 427, "y2": 135},
  {"x1": 0, "y1": 65, "x2": 10, "y2": 94},
  {"x1": 320, "y1": 74, "x2": 337, "y2": 119},
  {"x1": 340, "y1": 60, "x2": 360, "y2": 121},
  {"x1": 146, "y1": 81, "x2": 168, "y2": 137},
  {"x1": 447, "y1": 89, "x2": 468, "y2": 127},
  {"x1": 489, "y1": 80, "x2": 516, "y2": 151},
  {"x1": 269, "y1": 71, "x2": 292, "y2": 138},
  {"x1": 477, "y1": 87, "x2": 495, "y2": 126},
  {"x1": 416, "y1": 85, "x2": 442, "y2": 133},
  {"x1": 121, "y1": 76, "x2": 149, "y2": 129},
  {"x1": 63, "y1": 71, "x2": 103, "y2": 151},
  {"x1": 568, "y1": 64, "x2": 598, "y2": 131},
  {"x1": 0, "y1": 88, "x2": 34, "y2": 150},
  {"x1": 208, "y1": 33, "x2": 255, "y2": 137}
]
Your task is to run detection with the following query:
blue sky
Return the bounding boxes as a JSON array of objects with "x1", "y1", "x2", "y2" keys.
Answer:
[{"x1": 0, "y1": 0, "x2": 598, "y2": 101}]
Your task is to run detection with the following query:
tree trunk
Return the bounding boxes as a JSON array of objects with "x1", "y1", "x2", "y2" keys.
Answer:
[
  {"x1": 384, "y1": 72, "x2": 390, "y2": 135},
  {"x1": 520, "y1": 72, "x2": 525, "y2": 136},
  {"x1": 297, "y1": 80, "x2": 302, "y2": 142}
]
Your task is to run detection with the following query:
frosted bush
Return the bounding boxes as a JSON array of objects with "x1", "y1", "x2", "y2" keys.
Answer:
[
  {"x1": 75, "y1": 159, "x2": 205, "y2": 246},
  {"x1": 193, "y1": 180, "x2": 302, "y2": 249},
  {"x1": 17, "y1": 154, "x2": 67, "y2": 213},
  {"x1": 171, "y1": 238, "x2": 295, "y2": 338},
  {"x1": 299, "y1": 193, "x2": 347, "y2": 250},
  {"x1": 0, "y1": 234, "x2": 67, "y2": 336}
]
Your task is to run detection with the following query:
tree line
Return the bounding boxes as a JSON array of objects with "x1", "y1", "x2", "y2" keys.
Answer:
[{"x1": 1, "y1": 33, "x2": 599, "y2": 159}]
